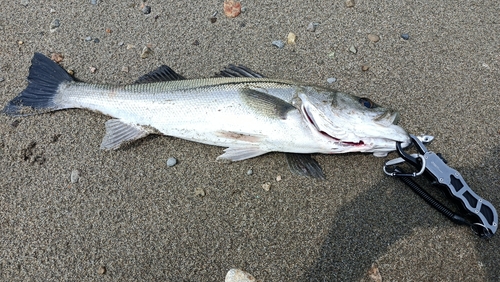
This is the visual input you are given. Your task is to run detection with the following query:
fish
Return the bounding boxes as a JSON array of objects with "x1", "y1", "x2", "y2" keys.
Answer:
[{"x1": 2, "y1": 53, "x2": 410, "y2": 178}]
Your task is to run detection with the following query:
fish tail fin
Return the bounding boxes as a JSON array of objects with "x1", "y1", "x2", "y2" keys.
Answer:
[{"x1": 2, "y1": 53, "x2": 75, "y2": 116}]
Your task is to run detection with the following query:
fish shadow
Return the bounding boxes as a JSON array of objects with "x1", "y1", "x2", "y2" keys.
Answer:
[{"x1": 303, "y1": 146, "x2": 500, "y2": 281}]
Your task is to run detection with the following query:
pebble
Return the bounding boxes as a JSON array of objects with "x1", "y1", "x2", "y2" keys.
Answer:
[
  {"x1": 272, "y1": 40, "x2": 285, "y2": 49},
  {"x1": 287, "y1": 32, "x2": 296, "y2": 44},
  {"x1": 307, "y1": 22, "x2": 319, "y2": 32},
  {"x1": 97, "y1": 266, "x2": 106, "y2": 275},
  {"x1": 166, "y1": 157, "x2": 177, "y2": 167},
  {"x1": 401, "y1": 33, "x2": 409, "y2": 40},
  {"x1": 345, "y1": 0, "x2": 355, "y2": 7},
  {"x1": 126, "y1": 44, "x2": 135, "y2": 49},
  {"x1": 90, "y1": 66, "x2": 97, "y2": 73},
  {"x1": 70, "y1": 170, "x2": 80, "y2": 183},
  {"x1": 194, "y1": 187, "x2": 205, "y2": 197},
  {"x1": 141, "y1": 46, "x2": 153, "y2": 59},
  {"x1": 327, "y1": 51, "x2": 335, "y2": 58},
  {"x1": 349, "y1": 45, "x2": 357, "y2": 54},
  {"x1": 18, "y1": 40, "x2": 24, "y2": 45},
  {"x1": 0, "y1": 77, "x2": 4, "y2": 82},
  {"x1": 85, "y1": 36, "x2": 92, "y2": 41},
  {"x1": 142, "y1": 5, "x2": 151, "y2": 14},
  {"x1": 50, "y1": 19, "x2": 60, "y2": 32},
  {"x1": 276, "y1": 175, "x2": 282, "y2": 182},
  {"x1": 246, "y1": 169, "x2": 253, "y2": 175},
  {"x1": 50, "y1": 53, "x2": 64, "y2": 63},
  {"x1": 223, "y1": 0, "x2": 242, "y2": 18},
  {"x1": 118, "y1": 41, "x2": 124, "y2": 46},
  {"x1": 67, "y1": 69, "x2": 74, "y2": 76},
  {"x1": 90, "y1": 0, "x2": 98, "y2": 5},
  {"x1": 240, "y1": 6, "x2": 247, "y2": 13},
  {"x1": 326, "y1": 77, "x2": 337, "y2": 84},
  {"x1": 21, "y1": 0, "x2": 29, "y2": 6},
  {"x1": 368, "y1": 34, "x2": 380, "y2": 43},
  {"x1": 262, "y1": 182, "x2": 271, "y2": 191},
  {"x1": 93, "y1": 38, "x2": 100, "y2": 43},
  {"x1": 121, "y1": 66, "x2": 129, "y2": 73},
  {"x1": 210, "y1": 17, "x2": 217, "y2": 23},
  {"x1": 225, "y1": 268, "x2": 256, "y2": 282},
  {"x1": 105, "y1": 28, "x2": 112, "y2": 34},
  {"x1": 361, "y1": 65, "x2": 370, "y2": 71}
]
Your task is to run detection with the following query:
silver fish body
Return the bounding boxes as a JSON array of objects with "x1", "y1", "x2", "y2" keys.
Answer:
[{"x1": 3, "y1": 53, "x2": 410, "y2": 164}]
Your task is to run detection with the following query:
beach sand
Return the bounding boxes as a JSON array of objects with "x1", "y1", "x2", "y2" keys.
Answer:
[{"x1": 1, "y1": 1, "x2": 499, "y2": 281}]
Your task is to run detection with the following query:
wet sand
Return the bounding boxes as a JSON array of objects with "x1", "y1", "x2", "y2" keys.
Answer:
[{"x1": 1, "y1": 1, "x2": 499, "y2": 281}]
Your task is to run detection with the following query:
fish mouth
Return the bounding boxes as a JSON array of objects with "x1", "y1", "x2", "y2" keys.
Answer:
[{"x1": 302, "y1": 106, "x2": 365, "y2": 147}]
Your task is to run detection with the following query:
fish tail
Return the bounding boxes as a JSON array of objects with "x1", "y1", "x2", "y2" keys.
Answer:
[{"x1": 2, "y1": 53, "x2": 75, "y2": 116}]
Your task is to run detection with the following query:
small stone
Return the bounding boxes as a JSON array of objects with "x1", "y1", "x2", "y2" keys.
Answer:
[
  {"x1": 210, "y1": 17, "x2": 217, "y2": 23},
  {"x1": 21, "y1": 0, "x2": 29, "y2": 6},
  {"x1": 67, "y1": 69, "x2": 74, "y2": 76},
  {"x1": 126, "y1": 44, "x2": 135, "y2": 49},
  {"x1": 142, "y1": 5, "x2": 151, "y2": 14},
  {"x1": 70, "y1": 170, "x2": 80, "y2": 183},
  {"x1": 307, "y1": 22, "x2": 319, "y2": 32},
  {"x1": 98, "y1": 266, "x2": 106, "y2": 275},
  {"x1": 105, "y1": 28, "x2": 112, "y2": 34},
  {"x1": 327, "y1": 51, "x2": 335, "y2": 58},
  {"x1": 276, "y1": 175, "x2": 282, "y2": 182},
  {"x1": 262, "y1": 182, "x2": 271, "y2": 191},
  {"x1": 367, "y1": 263, "x2": 382, "y2": 282},
  {"x1": 121, "y1": 66, "x2": 129, "y2": 73},
  {"x1": 93, "y1": 38, "x2": 100, "y2": 43},
  {"x1": 192, "y1": 40, "x2": 200, "y2": 46},
  {"x1": 345, "y1": 0, "x2": 355, "y2": 7},
  {"x1": 401, "y1": 33, "x2": 409, "y2": 40},
  {"x1": 361, "y1": 65, "x2": 369, "y2": 71},
  {"x1": 349, "y1": 45, "x2": 357, "y2": 54},
  {"x1": 90, "y1": 0, "x2": 98, "y2": 5},
  {"x1": 90, "y1": 67, "x2": 97, "y2": 73},
  {"x1": 166, "y1": 157, "x2": 177, "y2": 167},
  {"x1": 326, "y1": 77, "x2": 337, "y2": 84},
  {"x1": 84, "y1": 36, "x2": 92, "y2": 41},
  {"x1": 287, "y1": 32, "x2": 296, "y2": 44},
  {"x1": 141, "y1": 46, "x2": 152, "y2": 59},
  {"x1": 49, "y1": 8, "x2": 55, "y2": 13},
  {"x1": 272, "y1": 40, "x2": 285, "y2": 49},
  {"x1": 50, "y1": 19, "x2": 60, "y2": 32},
  {"x1": 368, "y1": 34, "x2": 380, "y2": 43},
  {"x1": 224, "y1": 0, "x2": 241, "y2": 18},
  {"x1": 11, "y1": 120, "x2": 20, "y2": 127},
  {"x1": 118, "y1": 41, "x2": 124, "y2": 46},
  {"x1": 17, "y1": 40, "x2": 24, "y2": 45},
  {"x1": 194, "y1": 187, "x2": 205, "y2": 197},
  {"x1": 240, "y1": 6, "x2": 247, "y2": 13},
  {"x1": 225, "y1": 268, "x2": 257, "y2": 282},
  {"x1": 247, "y1": 169, "x2": 253, "y2": 175},
  {"x1": 50, "y1": 53, "x2": 64, "y2": 63},
  {"x1": 0, "y1": 77, "x2": 4, "y2": 82}
]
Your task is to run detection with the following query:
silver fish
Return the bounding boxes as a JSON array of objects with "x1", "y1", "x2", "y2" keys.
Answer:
[{"x1": 3, "y1": 53, "x2": 410, "y2": 178}]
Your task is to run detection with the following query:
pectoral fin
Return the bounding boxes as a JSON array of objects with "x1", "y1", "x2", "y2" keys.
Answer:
[
  {"x1": 240, "y1": 88, "x2": 296, "y2": 119},
  {"x1": 285, "y1": 153, "x2": 325, "y2": 179},
  {"x1": 100, "y1": 119, "x2": 150, "y2": 150},
  {"x1": 217, "y1": 146, "x2": 269, "y2": 161}
]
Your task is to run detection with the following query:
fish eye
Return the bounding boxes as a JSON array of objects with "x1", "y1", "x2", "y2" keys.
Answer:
[{"x1": 359, "y1": 97, "x2": 375, "y2": 108}]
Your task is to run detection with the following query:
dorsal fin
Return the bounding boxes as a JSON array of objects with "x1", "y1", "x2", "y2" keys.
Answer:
[
  {"x1": 135, "y1": 65, "x2": 185, "y2": 84},
  {"x1": 216, "y1": 65, "x2": 266, "y2": 78}
]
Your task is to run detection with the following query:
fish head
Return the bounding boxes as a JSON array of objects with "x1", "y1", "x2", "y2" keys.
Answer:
[{"x1": 298, "y1": 86, "x2": 410, "y2": 156}]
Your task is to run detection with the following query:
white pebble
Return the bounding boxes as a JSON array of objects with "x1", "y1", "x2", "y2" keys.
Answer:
[
  {"x1": 326, "y1": 77, "x2": 337, "y2": 84},
  {"x1": 247, "y1": 169, "x2": 253, "y2": 175},
  {"x1": 225, "y1": 268, "x2": 257, "y2": 282},
  {"x1": 70, "y1": 170, "x2": 80, "y2": 183},
  {"x1": 166, "y1": 157, "x2": 177, "y2": 167}
]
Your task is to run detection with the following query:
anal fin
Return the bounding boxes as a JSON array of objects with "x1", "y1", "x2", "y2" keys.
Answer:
[
  {"x1": 217, "y1": 146, "x2": 269, "y2": 161},
  {"x1": 100, "y1": 119, "x2": 150, "y2": 150},
  {"x1": 285, "y1": 153, "x2": 325, "y2": 179}
]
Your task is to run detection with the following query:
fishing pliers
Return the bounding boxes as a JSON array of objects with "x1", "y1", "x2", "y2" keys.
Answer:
[{"x1": 383, "y1": 134, "x2": 498, "y2": 238}]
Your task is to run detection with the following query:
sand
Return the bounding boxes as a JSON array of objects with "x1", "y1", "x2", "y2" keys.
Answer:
[{"x1": 1, "y1": 0, "x2": 499, "y2": 281}]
